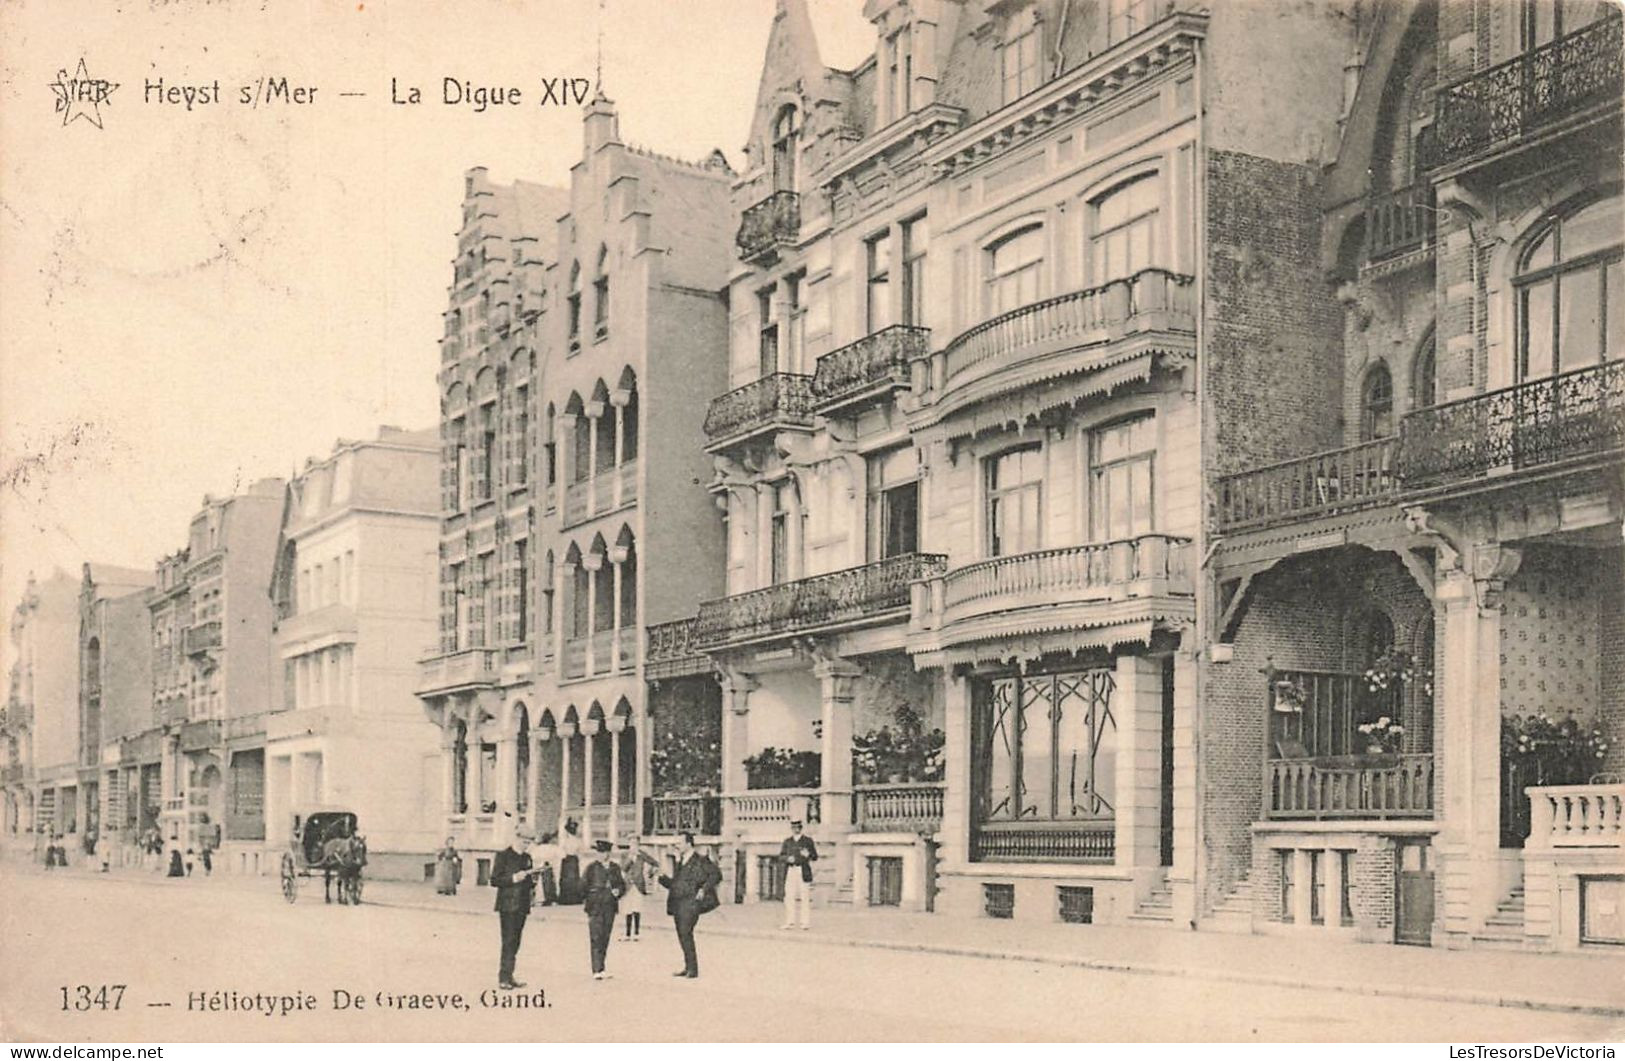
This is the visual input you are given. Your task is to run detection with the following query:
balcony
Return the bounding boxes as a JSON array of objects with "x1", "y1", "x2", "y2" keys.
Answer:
[
  {"x1": 811, "y1": 325, "x2": 929, "y2": 416},
  {"x1": 645, "y1": 618, "x2": 712, "y2": 680},
  {"x1": 183, "y1": 621, "x2": 222, "y2": 657},
  {"x1": 1396, "y1": 360, "x2": 1624, "y2": 493},
  {"x1": 178, "y1": 719, "x2": 222, "y2": 752},
  {"x1": 735, "y1": 190, "x2": 800, "y2": 264},
  {"x1": 1265, "y1": 754, "x2": 1435, "y2": 821},
  {"x1": 275, "y1": 604, "x2": 358, "y2": 650},
  {"x1": 921, "y1": 269, "x2": 1196, "y2": 418},
  {"x1": 853, "y1": 782, "x2": 944, "y2": 833},
  {"x1": 414, "y1": 647, "x2": 501, "y2": 697},
  {"x1": 971, "y1": 821, "x2": 1115, "y2": 863},
  {"x1": 1218, "y1": 437, "x2": 1398, "y2": 533},
  {"x1": 1364, "y1": 184, "x2": 1436, "y2": 264},
  {"x1": 695, "y1": 553, "x2": 948, "y2": 651},
  {"x1": 561, "y1": 460, "x2": 639, "y2": 529},
  {"x1": 1429, "y1": 13, "x2": 1622, "y2": 174},
  {"x1": 644, "y1": 794, "x2": 722, "y2": 836},
  {"x1": 701, "y1": 373, "x2": 815, "y2": 452},
  {"x1": 727, "y1": 789, "x2": 821, "y2": 827},
  {"x1": 922, "y1": 535, "x2": 1192, "y2": 644}
]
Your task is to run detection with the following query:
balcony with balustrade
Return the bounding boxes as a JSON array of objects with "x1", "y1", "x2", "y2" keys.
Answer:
[
  {"x1": 414, "y1": 647, "x2": 501, "y2": 697},
  {"x1": 1363, "y1": 184, "x2": 1436, "y2": 266},
  {"x1": 1259, "y1": 669, "x2": 1434, "y2": 823},
  {"x1": 1218, "y1": 438, "x2": 1399, "y2": 534},
  {"x1": 644, "y1": 793, "x2": 722, "y2": 836},
  {"x1": 183, "y1": 621, "x2": 223, "y2": 657},
  {"x1": 811, "y1": 325, "x2": 928, "y2": 417},
  {"x1": 695, "y1": 553, "x2": 947, "y2": 652},
  {"x1": 1427, "y1": 13, "x2": 1622, "y2": 177},
  {"x1": 912, "y1": 268, "x2": 1196, "y2": 422},
  {"x1": 853, "y1": 782, "x2": 944, "y2": 833},
  {"x1": 913, "y1": 534, "x2": 1194, "y2": 653},
  {"x1": 736, "y1": 190, "x2": 800, "y2": 265},
  {"x1": 701, "y1": 373, "x2": 815, "y2": 455},
  {"x1": 1522, "y1": 781, "x2": 1624, "y2": 947}
]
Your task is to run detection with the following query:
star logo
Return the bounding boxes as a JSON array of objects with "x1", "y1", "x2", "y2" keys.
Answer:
[{"x1": 50, "y1": 58, "x2": 119, "y2": 129}]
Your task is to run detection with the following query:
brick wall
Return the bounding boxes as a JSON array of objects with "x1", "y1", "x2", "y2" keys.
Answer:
[{"x1": 1206, "y1": 150, "x2": 1345, "y2": 480}]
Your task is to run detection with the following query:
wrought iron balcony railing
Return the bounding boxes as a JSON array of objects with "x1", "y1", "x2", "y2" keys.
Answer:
[
  {"x1": 645, "y1": 618, "x2": 712, "y2": 680},
  {"x1": 1364, "y1": 184, "x2": 1436, "y2": 262},
  {"x1": 701, "y1": 373, "x2": 815, "y2": 448},
  {"x1": 736, "y1": 190, "x2": 800, "y2": 263},
  {"x1": 1396, "y1": 360, "x2": 1624, "y2": 490},
  {"x1": 695, "y1": 553, "x2": 948, "y2": 649},
  {"x1": 1217, "y1": 437, "x2": 1397, "y2": 533},
  {"x1": 811, "y1": 325, "x2": 929, "y2": 413},
  {"x1": 1430, "y1": 13, "x2": 1623, "y2": 171}
]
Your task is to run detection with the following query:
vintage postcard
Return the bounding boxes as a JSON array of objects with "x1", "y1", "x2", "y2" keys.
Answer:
[{"x1": 1, "y1": 0, "x2": 1622, "y2": 1045}]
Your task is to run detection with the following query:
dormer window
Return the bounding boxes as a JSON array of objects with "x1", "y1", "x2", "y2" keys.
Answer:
[
  {"x1": 884, "y1": 27, "x2": 913, "y2": 123},
  {"x1": 772, "y1": 106, "x2": 799, "y2": 193},
  {"x1": 1001, "y1": 19, "x2": 1041, "y2": 104},
  {"x1": 1107, "y1": 0, "x2": 1156, "y2": 46}
]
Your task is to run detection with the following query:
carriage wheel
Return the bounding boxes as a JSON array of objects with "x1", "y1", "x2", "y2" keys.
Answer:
[{"x1": 282, "y1": 868, "x2": 297, "y2": 903}]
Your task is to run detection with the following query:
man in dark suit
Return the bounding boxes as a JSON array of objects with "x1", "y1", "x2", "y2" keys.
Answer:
[
  {"x1": 582, "y1": 839, "x2": 626, "y2": 980},
  {"x1": 490, "y1": 827, "x2": 540, "y2": 990},
  {"x1": 778, "y1": 819, "x2": 818, "y2": 929},
  {"x1": 657, "y1": 831, "x2": 722, "y2": 979}
]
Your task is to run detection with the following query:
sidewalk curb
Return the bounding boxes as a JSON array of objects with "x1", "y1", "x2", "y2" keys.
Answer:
[{"x1": 363, "y1": 894, "x2": 1625, "y2": 1021}]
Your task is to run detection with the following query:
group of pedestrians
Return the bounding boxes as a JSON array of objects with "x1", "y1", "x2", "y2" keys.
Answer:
[{"x1": 488, "y1": 823, "x2": 723, "y2": 990}]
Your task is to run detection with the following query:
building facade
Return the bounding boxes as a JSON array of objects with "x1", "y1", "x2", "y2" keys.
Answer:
[
  {"x1": 1208, "y1": 0, "x2": 1623, "y2": 950},
  {"x1": 146, "y1": 480, "x2": 285, "y2": 874},
  {"x1": 415, "y1": 169, "x2": 568, "y2": 877},
  {"x1": 3, "y1": 572, "x2": 79, "y2": 858},
  {"x1": 267, "y1": 427, "x2": 443, "y2": 880},
  {"x1": 80, "y1": 563, "x2": 155, "y2": 868}
]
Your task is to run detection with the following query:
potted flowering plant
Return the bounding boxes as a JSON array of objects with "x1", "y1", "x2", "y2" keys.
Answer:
[
  {"x1": 1356, "y1": 715, "x2": 1405, "y2": 755},
  {"x1": 1364, "y1": 649, "x2": 1433, "y2": 697},
  {"x1": 852, "y1": 703, "x2": 946, "y2": 783},
  {"x1": 1501, "y1": 713, "x2": 1608, "y2": 786},
  {"x1": 742, "y1": 747, "x2": 821, "y2": 790}
]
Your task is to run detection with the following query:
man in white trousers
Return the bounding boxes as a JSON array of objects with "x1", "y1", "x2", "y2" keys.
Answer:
[{"x1": 778, "y1": 820, "x2": 817, "y2": 929}]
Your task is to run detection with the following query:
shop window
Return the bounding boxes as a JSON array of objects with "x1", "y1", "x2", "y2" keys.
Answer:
[{"x1": 976, "y1": 669, "x2": 1116, "y2": 826}]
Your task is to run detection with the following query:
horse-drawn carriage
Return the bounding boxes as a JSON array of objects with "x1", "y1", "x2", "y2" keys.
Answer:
[{"x1": 278, "y1": 809, "x2": 367, "y2": 904}]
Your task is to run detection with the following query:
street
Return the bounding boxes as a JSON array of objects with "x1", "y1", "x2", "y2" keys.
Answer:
[{"x1": 1, "y1": 868, "x2": 1620, "y2": 1042}]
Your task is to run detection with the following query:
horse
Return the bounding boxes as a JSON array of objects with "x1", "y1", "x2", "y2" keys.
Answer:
[{"x1": 320, "y1": 833, "x2": 367, "y2": 905}]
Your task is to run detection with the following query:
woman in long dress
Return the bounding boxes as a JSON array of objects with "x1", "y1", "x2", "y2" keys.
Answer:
[
  {"x1": 619, "y1": 837, "x2": 659, "y2": 940},
  {"x1": 434, "y1": 837, "x2": 462, "y2": 895},
  {"x1": 556, "y1": 818, "x2": 584, "y2": 905}
]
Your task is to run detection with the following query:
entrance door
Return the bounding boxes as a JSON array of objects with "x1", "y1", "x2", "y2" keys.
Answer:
[{"x1": 1395, "y1": 839, "x2": 1434, "y2": 945}]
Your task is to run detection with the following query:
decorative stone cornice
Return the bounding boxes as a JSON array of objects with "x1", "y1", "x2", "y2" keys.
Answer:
[{"x1": 926, "y1": 11, "x2": 1207, "y2": 180}]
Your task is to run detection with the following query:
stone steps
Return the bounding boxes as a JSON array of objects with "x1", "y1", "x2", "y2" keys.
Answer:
[
  {"x1": 1127, "y1": 881, "x2": 1176, "y2": 925},
  {"x1": 1206, "y1": 875, "x2": 1255, "y2": 933},
  {"x1": 1472, "y1": 886, "x2": 1530, "y2": 950}
]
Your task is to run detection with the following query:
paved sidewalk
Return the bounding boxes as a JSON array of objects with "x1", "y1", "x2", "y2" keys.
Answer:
[{"x1": 16, "y1": 860, "x2": 1624, "y2": 1019}]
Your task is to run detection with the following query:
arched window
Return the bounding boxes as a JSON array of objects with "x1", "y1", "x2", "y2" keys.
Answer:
[
  {"x1": 618, "y1": 369, "x2": 640, "y2": 463},
  {"x1": 591, "y1": 539, "x2": 615, "y2": 634},
  {"x1": 543, "y1": 403, "x2": 557, "y2": 488},
  {"x1": 515, "y1": 706, "x2": 530, "y2": 814},
  {"x1": 617, "y1": 528, "x2": 638, "y2": 630},
  {"x1": 593, "y1": 246, "x2": 610, "y2": 340},
  {"x1": 541, "y1": 550, "x2": 555, "y2": 638},
  {"x1": 1361, "y1": 363, "x2": 1394, "y2": 440},
  {"x1": 568, "y1": 545, "x2": 589, "y2": 639},
  {"x1": 772, "y1": 106, "x2": 798, "y2": 193},
  {"x1": 1516, "y1": 194, "x2": 1622, "y2": 381},
  {"x1": 567, "y1": 262, "x2": 582, "y2": 350},
  {"x1": 593, "y1": 380, "x2": 616, "y2": 473},
  {"x1": 985, "y1": 225, "x2": 1044, "y2": 315},
  {"x1": 452, "y1": 720, "x2": 468, "y2": 814},
  {"x1": 1090, "y1": 174, "x2": 1162, "y2": 284},
  {"x1": 1413, "y1": 330, "x2": 1437, "y2": 409}
]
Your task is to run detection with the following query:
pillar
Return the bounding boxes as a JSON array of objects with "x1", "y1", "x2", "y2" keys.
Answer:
[
  {"x1": 1435, "y1": 544, "x2": 1520, "y2": 942},
  {"x1": 609, "y1": 545, "x2": 627, "y2": 671},
  {"x1": 720, "y1": 672, "x2": 756, "y2": 808},
  {"x1": 495, "y1": 735, "x2": 518, "y2": 815},
  {"x1": 557, "y1": 722, "x2": 577, "y2": 834},
  {"x1": 585, "y1": 402, "x2": 603, "y2": 485},
  {"x1": 815, "y1": 658, "x2": 861, "y2": 904},
  {"x1": 583, "y1": 553, "x2": 603, "y2": 672},
  {"x1": 756, "y1": 484, "x2": 775, "y2": 586},
  {"x1": 1169, "y1": 648, "x2": 1199, "y2": 927},
  {"x1": 610, "y1": 390, "x2": 629, "y2": 503},
  {"x1": 556, "y1": 559, "x2": 574, "y2": 665},
  {"x1": 607, "y1": 717, "x2": 625, "y2": 842},
  {"x1": 581, "y1": 717, "x2": 600, "y2": 843},
  {"x1": 939, "y1": 668, "x2": 971, "y2": 871},
  {"x1": 1113, "y1": 654, "x2": 1164, "y2": 902},
  {"x1": 529, "y1": 732, "x2": 545, "y2": 827}
]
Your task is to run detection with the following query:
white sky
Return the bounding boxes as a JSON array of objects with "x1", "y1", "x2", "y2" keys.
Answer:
[{"x1": 0, "y1": 0, "x2": 875, "y2": 670}]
